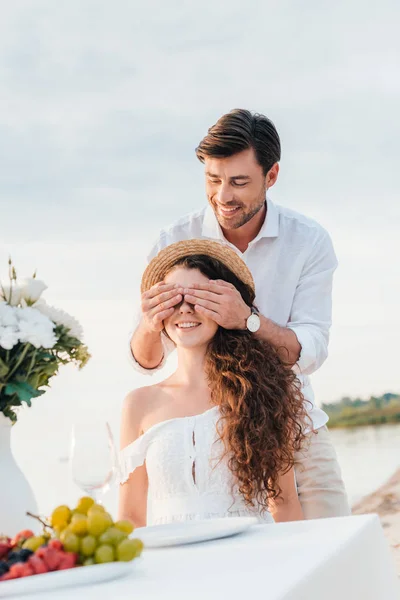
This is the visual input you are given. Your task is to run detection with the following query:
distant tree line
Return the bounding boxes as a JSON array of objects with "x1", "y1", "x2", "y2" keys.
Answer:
[{"x1": 322, "y1": 393, "x2": 400, "y2": 428}]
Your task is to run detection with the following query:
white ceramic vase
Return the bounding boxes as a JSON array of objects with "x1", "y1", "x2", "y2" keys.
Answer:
[{"x1": 0, "y1": 412, "x2": 38, "y2": 536}]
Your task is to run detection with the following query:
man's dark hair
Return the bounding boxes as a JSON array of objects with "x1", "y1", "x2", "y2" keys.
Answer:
[{"x1": 195, "y1": 108, "x2": 281, "y2": 175}]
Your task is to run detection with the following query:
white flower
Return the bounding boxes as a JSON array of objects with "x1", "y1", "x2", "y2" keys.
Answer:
[
  {"x1": 0, "y1": 283, "x2": 22, "y2": 306},
  {"x1": 16, "y1": 307, "x2": 57, "y2": 349},
  {"x1": 34, "y1": 301, "x2": 83, "y2": 340},
  {"x1": 0, "y1": 303, "x2": 18, "y2": 327},
  {"x1": 20, "y1": 278, "x2": 48, "y2": 304},
  {"x1": 0, "y1": 325, "x2": 19, "y2": 350}
]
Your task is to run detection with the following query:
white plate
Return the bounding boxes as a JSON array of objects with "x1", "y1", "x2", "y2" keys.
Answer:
[
  {"x1": 0, "y1": 560, "x2": 138, "y2": 597},
  {"x1": 135, "y1": 517, "x2": 258, "y2": 548}
]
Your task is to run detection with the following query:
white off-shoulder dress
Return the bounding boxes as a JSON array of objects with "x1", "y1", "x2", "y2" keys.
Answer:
[{"x1": 119, "y1": 406, "x2": 274, "y2": 526}]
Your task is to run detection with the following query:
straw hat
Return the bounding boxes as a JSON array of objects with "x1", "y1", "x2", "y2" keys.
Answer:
[{"x1": 141, "y1": 239, "x2": 255, "y2": 294}]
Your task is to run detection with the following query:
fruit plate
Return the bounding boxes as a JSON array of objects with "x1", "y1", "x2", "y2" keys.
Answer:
[
  {"x1": 135, "y1": 516, "x2": 258, "y2": 548},
  {"x1": 0, "y1": 560, "x2": 137, "y2": 597}
]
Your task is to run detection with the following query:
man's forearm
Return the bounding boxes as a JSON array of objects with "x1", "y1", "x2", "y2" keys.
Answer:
[
  {"x1": 255, "y1": 315, "x2": 301, "y2": 366},
  {"x1": 130, "y1": 320, "x2": 164, "y2": 370}
]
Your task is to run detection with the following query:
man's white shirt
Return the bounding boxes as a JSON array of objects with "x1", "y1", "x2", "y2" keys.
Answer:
[{"x1": 131, "y1": 198, "x2": 338, "y2": 431}]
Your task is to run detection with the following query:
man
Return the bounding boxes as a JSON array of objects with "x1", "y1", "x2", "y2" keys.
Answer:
[{"x1": 130, "y1": 108, "x2": 350, "y2": 519}]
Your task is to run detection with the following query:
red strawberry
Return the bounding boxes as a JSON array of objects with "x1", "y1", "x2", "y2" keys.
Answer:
[
  {"x1": 36, "y1": 547, "x2": 47, "y2": 560},
  {"x1": 0, "y1": 570, "x2": 15, "y2": 581},
  {"x1": 41, "y1": 547, "x2": 62, "y2": 571},
  {"x1": 48, "y1": 539, "x2": 63, "y2": 551},
  {"x1": 28, "y1": 555, "x2": 49, "y2": 575},
  {"x1": 57, "y1": 552, "x2": 77, "y2": 571},
  {"x1": 8, "y1": 563, "x2": 25, "y2": 578},
  {"x1": 0, "y1": 535, "x2": 11, "y2": 560},
  {"x1": 0, "y1": 541, "x2": 11, "y2": 560},
  {"x1": 20, "y1": 563, "x2": 34, "y2": 577}
]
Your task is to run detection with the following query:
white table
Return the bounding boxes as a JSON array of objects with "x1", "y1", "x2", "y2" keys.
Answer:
[{"x1": 8, "y1": 514, "x2": 400, "y2": 599}]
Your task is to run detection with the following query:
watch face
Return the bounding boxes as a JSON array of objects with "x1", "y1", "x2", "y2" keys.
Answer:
[{"x1": 247, "y1": 313, "x2": 260, "y2": 333}]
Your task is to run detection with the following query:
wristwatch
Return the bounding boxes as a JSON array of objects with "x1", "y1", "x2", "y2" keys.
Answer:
[{"x1": 246, "y1": 307, "x2": 261, "y2": 333}]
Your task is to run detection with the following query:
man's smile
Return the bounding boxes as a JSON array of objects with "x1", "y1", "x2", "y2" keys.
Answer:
[{"x1": 216, "y1": 205, "x2": 241, "y2": 218}]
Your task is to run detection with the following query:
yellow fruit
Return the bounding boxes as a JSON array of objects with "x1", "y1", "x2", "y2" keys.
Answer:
[
  {"x1": 99, "y1": 527, "x2": 127, "y2": 547},
  {"x1": 114, "y1": 520, "x2": 134, "y2": 535},
  {"x1": 80, "y1": 535, "x2": 97, "y2": 557},
  {"x1": 53, "y1": 524, "x2": 66, "y2": 538},
  {"x1": 75, "y1": 496, "x2": 95, "y2": 515},
  {"x1": 22, "y1": 536, "x2": 46, "y2": 552},
  {"x1": 116, "y1": 538, "x2": 143, "y2": 561},
  {"x1": 60, "y1": 529, "x2": 80, "y2": 553},
  {"x1": 51, "y1": 505, "x2": 71, "y2": 528},
  {"x1": 69, "y1": 513, "x2": 88, "y2": 536},
  {"x1": 83, "y1": 557, "x2": 95, "y2": 566},
  {"x1": 87, "y1": 504, "x2": 105, "y2": 516},
  {"x1": 87, "y1": 511, "x2": 112, "y2": 537},
  {"x1": 95, "y1": 544, "x2": 114, "y2": 564}
]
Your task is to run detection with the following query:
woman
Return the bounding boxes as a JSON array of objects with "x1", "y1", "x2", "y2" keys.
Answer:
[{"x1": 118, "y1": 240, "x2": 309, "y2": 526}]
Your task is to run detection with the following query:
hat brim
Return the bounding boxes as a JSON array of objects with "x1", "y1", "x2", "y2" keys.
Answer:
[{"x1": 141, "y1": 239, "x2": 255, "y2": 294}]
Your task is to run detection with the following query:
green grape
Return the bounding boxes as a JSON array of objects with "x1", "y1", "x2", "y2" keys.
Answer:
[
  {"x1": 51, "y1": 505, "x2": 71, "y2": 528},
  {"x1": 114, "y1": 520, "x2": 134, "y2": 535},
  {"x1": 53, "y1": 524, "x2": 66, "y2": 539},
  {"x1": 83, "y1": 557, "x2": 96, "y2": 566},
  {"x1": 22, "y1": 536, "x2": 46, "y2": 552},
  {"x1": 87, "y1": 504, "x2": 105, "y2": 517},
  {"x1": 60, "y1": 529, "x2": 80, "y2": 553},
  {"x1": 95, "y1": 544, "x2": 115, "y2": 564},
  {"x1": 80, "y1": 535, "x2": 97, "y2": 557},
  {"x1": 69, "y1": 513, "x2": 88, "y2": 536},
  {"x1": 99, "y1": 527, "x2": 127, "y2": 547},
  {"x1": 75, "y1": 496, "x2": 95, "y2": 515},
  {"x1": 116, "y1": 538, "x2": 144, "y2": 562},
  {"x1": 87, "y1": 511, "x2": 113, "y2": 537},
  {"x1": 97, "y1": 529, "x2": 113, "y2": 546}
]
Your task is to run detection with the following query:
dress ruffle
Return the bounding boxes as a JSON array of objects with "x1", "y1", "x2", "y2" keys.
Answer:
[{"x1": 118, "y1": 435, "x2": 148, "y2": 484}]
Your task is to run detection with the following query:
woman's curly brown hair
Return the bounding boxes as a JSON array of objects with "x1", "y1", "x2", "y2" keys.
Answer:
[{"x1": 169, "y1": 255, "x2": 310, "y2": 512}]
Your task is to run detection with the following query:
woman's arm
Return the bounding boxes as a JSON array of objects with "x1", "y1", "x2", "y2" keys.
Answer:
[
  {"x1": 118, "y1": 390, "x2": 149, "y2": 527},
  {"x1": 268, "y1": 467, "x2": 304, "y2": 522}
]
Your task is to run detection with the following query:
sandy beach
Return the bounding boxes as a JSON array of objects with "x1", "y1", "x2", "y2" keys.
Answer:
[{"x1": 352, "y1": 468, "x2": 400, "y2": 576}]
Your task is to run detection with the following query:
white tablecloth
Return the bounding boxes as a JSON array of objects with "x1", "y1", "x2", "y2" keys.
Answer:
[{"x1": 8, "y1": 514, "x2": 400, "y2": 599}]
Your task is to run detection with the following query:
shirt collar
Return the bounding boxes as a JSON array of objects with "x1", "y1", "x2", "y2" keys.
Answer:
[{"x1": 201, "y1": 197, "x2": 280, "y2": 242}]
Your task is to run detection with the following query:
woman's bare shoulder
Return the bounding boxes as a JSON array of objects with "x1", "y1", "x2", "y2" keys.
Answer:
[
  {"x1": 123, "y1": 385, "x2": 163, "y2": 420},
  {"x1": 120, "y1": 384, "x2": 164, "y2": 448}
]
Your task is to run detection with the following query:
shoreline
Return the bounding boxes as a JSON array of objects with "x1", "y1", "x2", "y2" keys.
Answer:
[
  {"x1": 328, "y1": 420, "x2": 400, "y2": 430},
  {"x1": 352, "y1": 467, "x2": 400, "y2": 575}
]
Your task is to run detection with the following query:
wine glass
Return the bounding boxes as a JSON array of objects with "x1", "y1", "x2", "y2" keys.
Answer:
[{"x1": 69, "y1": 422, "x2": 117, "y2": 503}]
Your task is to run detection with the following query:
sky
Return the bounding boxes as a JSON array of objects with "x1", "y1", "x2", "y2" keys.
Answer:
[{"x1": 0, "y1": 1, "x2": 399, "y2": 512}]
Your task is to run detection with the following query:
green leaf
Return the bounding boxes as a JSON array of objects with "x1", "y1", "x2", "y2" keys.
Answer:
[
  {"x1": 0, "y1": 357, "x2": 9, "y2": 379},
  {"x1": 36, "y1": 351, "x2": 54, "y2": 361},
  {"x1": 8, "y1": 395, "x2": 22, "y2": 407},
  {"x1": 4, "y1": 382, "x2": 45, "y2": 406},
  {"x1": 1, "y1": 406, "x2": 17, "y2": 424},
  {"x1": 39, "y1": 363, "x2": 59, "y2": 377}
]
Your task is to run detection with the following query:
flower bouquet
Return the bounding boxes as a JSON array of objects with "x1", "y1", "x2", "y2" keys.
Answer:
[{"x1": 0, "y1": 260, "x2": 90, "y2": 423}]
